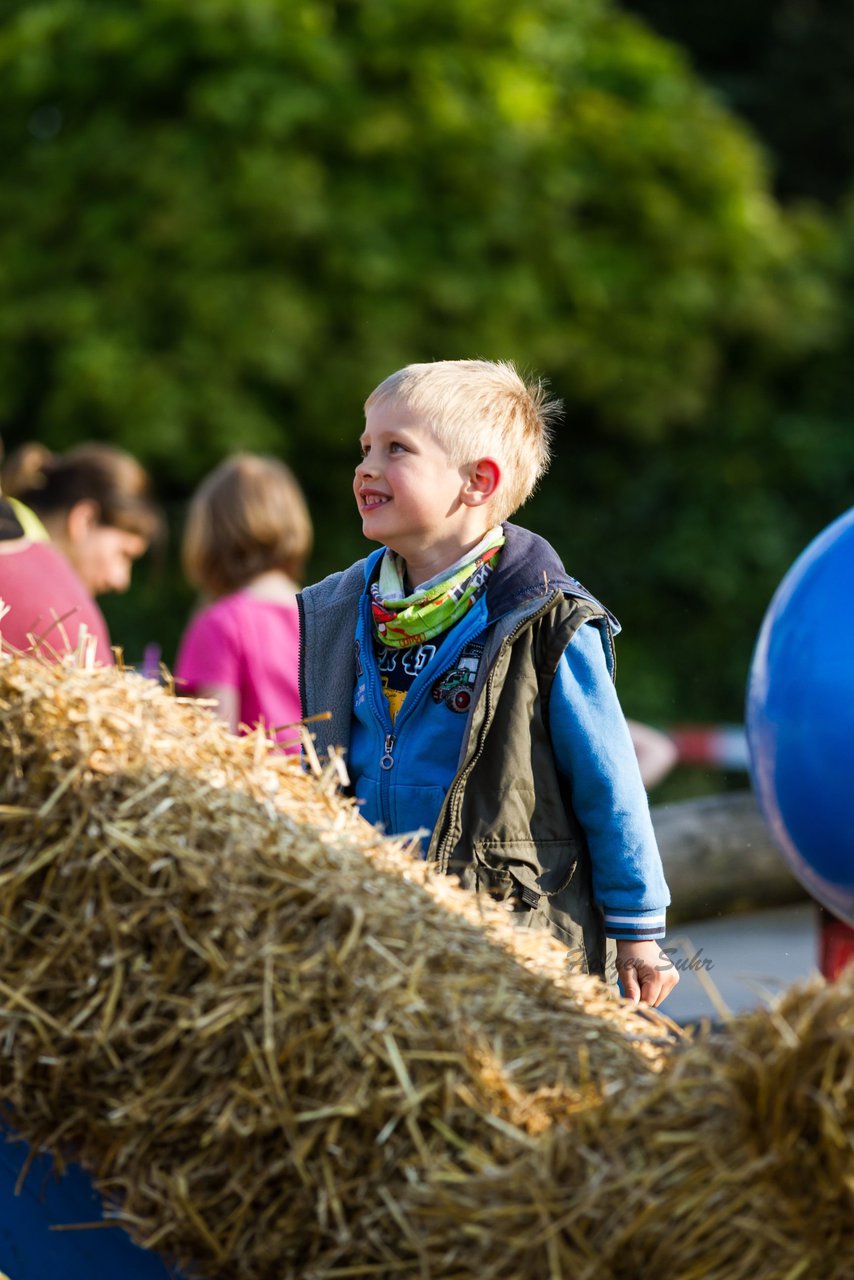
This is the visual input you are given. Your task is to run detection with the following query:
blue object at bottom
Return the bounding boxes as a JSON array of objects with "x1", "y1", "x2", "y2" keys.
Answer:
[{"x1": 0, "y1": 1126, "x2": 187, "y2": 1280}]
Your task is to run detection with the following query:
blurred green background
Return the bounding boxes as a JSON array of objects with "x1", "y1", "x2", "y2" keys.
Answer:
[{"x1": 2, "y1": 0, "x2": 853, "y2": 798}]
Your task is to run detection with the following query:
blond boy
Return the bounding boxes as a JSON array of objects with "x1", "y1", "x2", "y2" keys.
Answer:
[{"x1": 298, "y1": 360, "x2": 676, "y2": 1005}]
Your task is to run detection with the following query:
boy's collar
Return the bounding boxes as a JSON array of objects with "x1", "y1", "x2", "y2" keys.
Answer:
[
  {"x1": 361, "y1": 525, "x2": 620, "y2": 634},
  {"x1": 486, "y1": 522, "x2": 620, "y2": 634}
]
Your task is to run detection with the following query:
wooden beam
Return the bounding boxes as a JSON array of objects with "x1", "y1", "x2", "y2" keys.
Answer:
[{"x1": 650, "y1": 792, "x2": 809, "y2": 923}]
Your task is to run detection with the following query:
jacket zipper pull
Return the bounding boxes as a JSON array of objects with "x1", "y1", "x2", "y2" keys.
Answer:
[{"x1": 380, "y1": 733, "x2": 396, "y2": 770}]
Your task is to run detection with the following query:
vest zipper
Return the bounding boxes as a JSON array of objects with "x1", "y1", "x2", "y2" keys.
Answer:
[
  {"x1": 432, "y1": 589, "x2": 562, "y2": 873},
  {"x1": 296, "y1": 592, "x2": 308, "y2": 721}
]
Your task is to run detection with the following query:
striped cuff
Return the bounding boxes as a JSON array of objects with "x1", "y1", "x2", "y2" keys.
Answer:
[{"x1": 604, "y1": 909, "x2": 667, "y2": 941}]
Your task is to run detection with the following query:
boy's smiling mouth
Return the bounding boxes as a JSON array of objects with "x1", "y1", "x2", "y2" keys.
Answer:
[{"x1": 360, "y1": 491, "x2": 389, "y2": 508}]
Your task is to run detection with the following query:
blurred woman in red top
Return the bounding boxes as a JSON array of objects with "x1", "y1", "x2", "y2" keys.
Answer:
[
  {"x1": 0, "y1": 442, "x2": 161, "y2": 663},
  {"x1": 0, "y1": 495, "x2": 113, "y2": 661}
]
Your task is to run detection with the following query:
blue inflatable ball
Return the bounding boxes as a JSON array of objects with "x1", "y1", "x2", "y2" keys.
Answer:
[{"x1": 746, "y1": 506, "x2": 854, "y2": 927}]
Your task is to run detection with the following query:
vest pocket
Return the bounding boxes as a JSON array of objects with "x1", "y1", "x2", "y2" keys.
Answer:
[
  {"x1": 467, "y1": 841, "x2": 607, "y2": 978},
  {"x1": 471, "y1": 838, "x2": 579, "y2": 901}
]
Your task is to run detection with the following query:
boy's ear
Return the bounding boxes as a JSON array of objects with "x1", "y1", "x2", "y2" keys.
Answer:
[{"x1": 462, "y1": 457, "x2": 500, "y2": 507}]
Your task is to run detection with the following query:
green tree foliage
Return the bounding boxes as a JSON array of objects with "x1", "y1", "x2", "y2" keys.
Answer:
[
  {"x1": 622, "y1": 0, "x2": 854, "y2": 205},
  {"x1": 601, "y1": 0, "x2": 854, "y2": 733},
  {"x1": 0, "y1": 0, "x2": 841, "y2": 730},
  {"x1": 529, "y1": 200, "x2": 850, "y2": 729},
  {"x1": 0, "y1": 1, "x2": 818, "y2": 469}
]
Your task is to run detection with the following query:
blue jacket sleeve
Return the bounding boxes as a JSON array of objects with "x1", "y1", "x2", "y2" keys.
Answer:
[{"x1": 548, "y1": 620, "x2": 671, "y2": 940}]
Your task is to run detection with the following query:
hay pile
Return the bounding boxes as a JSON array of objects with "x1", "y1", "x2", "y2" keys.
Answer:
[
  {"x1": 423, "y1": 974, "x2": 854, "y2": 1278},
  {"x1": 0, "y1": 653, "x2": 672, "y2": 1275},
  {"x1": 0, "y1": 654, "x2": 851, "y2": 1279}
]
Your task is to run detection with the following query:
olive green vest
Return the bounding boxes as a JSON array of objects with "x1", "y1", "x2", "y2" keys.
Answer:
[{"x1": 428, "y1": 593, "x2": 612, "y2": 977}]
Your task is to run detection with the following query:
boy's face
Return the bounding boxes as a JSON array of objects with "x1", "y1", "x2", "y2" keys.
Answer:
[{"x1": 355, "y1": 399, "x2": 489, "y2": 574}]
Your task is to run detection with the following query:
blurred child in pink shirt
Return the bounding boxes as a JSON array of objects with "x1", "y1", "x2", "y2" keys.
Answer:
[{"x1": 175, "y1": 454, "x2": 312, "y2": 752}]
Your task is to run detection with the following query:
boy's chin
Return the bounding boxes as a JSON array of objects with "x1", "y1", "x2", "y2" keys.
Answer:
[{"x1": 361, "y1": 523, "x2": 392, "y2": 550}]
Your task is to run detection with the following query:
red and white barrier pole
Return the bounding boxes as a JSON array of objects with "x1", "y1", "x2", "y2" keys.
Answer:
[{"x1": 667, "y1": 724, "x2": 749, "y2": 771}]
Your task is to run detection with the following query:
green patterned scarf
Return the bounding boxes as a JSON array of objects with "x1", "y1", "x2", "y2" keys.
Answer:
[{"x1": 370, "y1": 527, "x2": 505, "y2": 648}]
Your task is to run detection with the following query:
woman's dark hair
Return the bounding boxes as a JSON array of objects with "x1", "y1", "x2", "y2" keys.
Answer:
[{"x1": 2, "y1": 442, "x2": 162, "y2": 544}]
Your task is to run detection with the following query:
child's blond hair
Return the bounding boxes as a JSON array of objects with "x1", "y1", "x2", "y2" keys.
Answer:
[{"x1": 365, "y1": 359, "x2": 560, "y2": 523}]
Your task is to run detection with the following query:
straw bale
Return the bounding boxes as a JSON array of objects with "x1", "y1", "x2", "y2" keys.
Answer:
[
  {"x1": 0, "y1": 654, "x2": 674, "y2": 1278},
  {"x1": 0, "y1": 654, "x2": 850, "y2": 1279},
  {"x1": 416, "y1": 973, "x2": 854, "y2": 1279}
]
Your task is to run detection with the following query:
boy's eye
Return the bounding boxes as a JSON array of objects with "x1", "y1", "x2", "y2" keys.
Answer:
[{"x1": 389, "y1": 441, "x2": 406, "y2": 453}]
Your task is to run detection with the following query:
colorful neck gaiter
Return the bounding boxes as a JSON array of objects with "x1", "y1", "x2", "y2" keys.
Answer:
[{"x1": 370, "y1": 526, "x2": 505, "y2": 649}]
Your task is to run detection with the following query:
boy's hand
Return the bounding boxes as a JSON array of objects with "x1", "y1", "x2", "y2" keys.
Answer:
[{"x1": 615, "y1": 938, "x2": 679, "y2": 1007}]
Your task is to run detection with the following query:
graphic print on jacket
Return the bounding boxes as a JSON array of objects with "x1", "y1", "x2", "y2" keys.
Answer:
[
  {"x1": 375, "y1": 635, "x2": 486, "y2": 722},
  {"x1": 431, "y1": 639, "x2": 485, "y2": 714},
  {"x1": 377, "y1": 640, "x2": 440, "y2": 722}
]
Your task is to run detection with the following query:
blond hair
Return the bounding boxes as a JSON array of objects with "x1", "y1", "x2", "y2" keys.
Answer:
[
  {"x1": 365, "y1": 359, "x2": 560, "y2": 521},
  {"x1": 182, "y1": 454, "x2": 312, "y2": 597}
]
